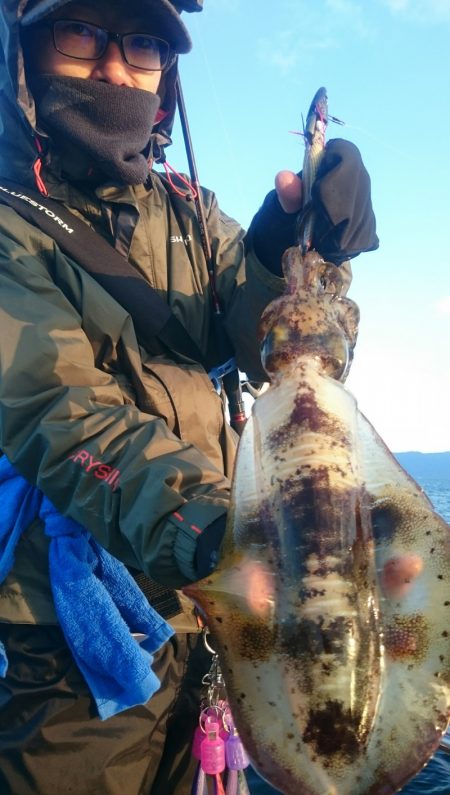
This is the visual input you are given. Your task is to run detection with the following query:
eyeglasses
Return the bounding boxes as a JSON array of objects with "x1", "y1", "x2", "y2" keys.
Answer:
[{"x1": 47, "y1": 19, "x2": 172, "y2": 71}]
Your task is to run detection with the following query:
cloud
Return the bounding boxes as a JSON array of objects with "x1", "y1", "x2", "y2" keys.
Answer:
[
  {"x1": 255, "y1": 0, "x2": 371, "y2": 75},
  {"x1": 256, "y1": 30, "x2": 339, "y2": 77},
  {"x1": 207, "y1": 0, "x2": 240, "y2": 10},
  {"x1": 381, "y1": 0, "x2": 450, "y2": 22},
  {"x1": 256, "y1": 29, "x2": 303, "y2": 76},
  {"x1": 436, "y1": 296, "x2": 450, "y2": 315},
  {"x1": 256, "y1": 0, "x2": 450, "y2": 77},
  {"x1": 266, "y1": 49, "x2": 300, "y2": 76},
  {"x1": 324, "y1": 0, "x2": 372, "y2": 36},
  {"x1": 326, "y1": 0, "x2": 363, "y2": 13},
  {"x1": 383, "y1": 0, "x2": 409, "y2": 9}
]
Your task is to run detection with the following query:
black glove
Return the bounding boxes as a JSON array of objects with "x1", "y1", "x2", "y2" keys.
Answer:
[
  {"x1": 246, "y1": 138, "x2": 378, "y2": 275},
  {"x1": 246, "y1": 189, "x2": 297, "y2": 277},
  {"x1": 194, "y1": 514, "x2": 227, "y2": 579},
  {"x1": 311, "y1": 138, "x2": 379, "y2": 264}
]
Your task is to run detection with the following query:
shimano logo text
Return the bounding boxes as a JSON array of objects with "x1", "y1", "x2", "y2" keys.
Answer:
[{"x1": 169, "y1": 234, "x2": 192, "y2": 246}]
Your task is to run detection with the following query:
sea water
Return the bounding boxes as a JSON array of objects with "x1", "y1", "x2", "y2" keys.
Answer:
[
  {"x1": 246, "y1": 475, "x2": 450, "y2": 795},
  {"x1": 399, "y1": 475, "x2": 450, "y2": 795}
]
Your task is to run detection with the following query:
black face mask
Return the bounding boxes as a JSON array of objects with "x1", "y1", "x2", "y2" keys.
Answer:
[{"x1": 29, "y1": 75, "x2": 161, "y2": 185}]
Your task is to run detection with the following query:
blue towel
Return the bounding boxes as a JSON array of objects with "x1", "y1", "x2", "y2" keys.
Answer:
[
  {"x1": 0, "y1": 455, "x2": 174, "y2": 720},
  {"x1": 0, "y1": 640, "x2": 7, "y2": 677}
]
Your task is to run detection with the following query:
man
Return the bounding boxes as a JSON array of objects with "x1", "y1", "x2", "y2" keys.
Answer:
[{"x1": 0, "y1": 1, "x2": 378, "y2": 793}]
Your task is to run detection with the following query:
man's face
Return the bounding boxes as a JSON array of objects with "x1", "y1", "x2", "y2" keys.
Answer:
[{"x1": 24, "y1": 0, "x2": 165, "y2": 93}]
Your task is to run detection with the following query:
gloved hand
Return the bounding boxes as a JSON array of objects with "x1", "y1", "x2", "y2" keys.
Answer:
[{"x1": 246, "y1": 138, "x2": 379, "y2": 276}]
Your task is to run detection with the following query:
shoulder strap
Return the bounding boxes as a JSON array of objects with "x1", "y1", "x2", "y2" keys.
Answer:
[{"x1": 0, "y1": 179, "x2": 207, "y2": 367}]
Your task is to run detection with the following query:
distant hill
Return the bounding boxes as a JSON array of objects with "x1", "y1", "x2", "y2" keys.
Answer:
[{"x1": 394, "y1": 451, "x2": 450, "y2": 479}]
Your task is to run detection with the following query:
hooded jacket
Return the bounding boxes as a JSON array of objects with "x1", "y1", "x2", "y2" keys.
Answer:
[{"x1": 0, "y1": 1, "x2": 284, "y2": 630}]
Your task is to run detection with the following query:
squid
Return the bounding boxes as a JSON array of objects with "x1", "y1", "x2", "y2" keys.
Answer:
[{"x1": 185, "y1": 245, "x2": 450, "y2": 794}]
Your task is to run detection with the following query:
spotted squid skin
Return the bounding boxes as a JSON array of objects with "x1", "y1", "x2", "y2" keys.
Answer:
[{"x1": 185, "y1": 249, "x2": 450, "y2": 795}]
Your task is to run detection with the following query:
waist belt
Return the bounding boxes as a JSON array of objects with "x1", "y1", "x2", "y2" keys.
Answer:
[{"x1": 129, "y1": 571, "x2": 182, "y2": 621}]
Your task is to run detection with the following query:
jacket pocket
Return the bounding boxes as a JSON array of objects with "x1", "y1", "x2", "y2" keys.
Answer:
[{"x1": 141, "y1": 357, "x2": 225, "y2": 472}]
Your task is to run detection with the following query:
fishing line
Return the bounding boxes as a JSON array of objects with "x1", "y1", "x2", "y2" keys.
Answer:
[
  {"x1": 291, "y1": 110, "x2": 413, "y2": 162},
  {"x1": 331, "y1": 120, "x2": 415, "y2": 161},
  {"x1": 187, "y1": 14, "x2": 247, "y2": 212}
]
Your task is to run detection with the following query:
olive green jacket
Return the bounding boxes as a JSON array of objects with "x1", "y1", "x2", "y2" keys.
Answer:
[{"x1": 0, "y1": 3, "x2": 285, "y2": 631}]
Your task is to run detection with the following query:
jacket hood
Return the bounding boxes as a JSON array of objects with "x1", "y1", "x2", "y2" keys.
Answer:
[{"x1": 0, "y1": 1, "x2": 200, "y2": 188}]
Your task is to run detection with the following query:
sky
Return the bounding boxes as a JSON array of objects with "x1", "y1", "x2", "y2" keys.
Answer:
[{"x1": 168, "y1": 0, "x2": 450, "y2": 454}]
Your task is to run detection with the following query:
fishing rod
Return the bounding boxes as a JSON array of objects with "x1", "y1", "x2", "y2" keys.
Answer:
[{"x1": 176, "y1": 76, "x2": 246, "y2": 436}]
